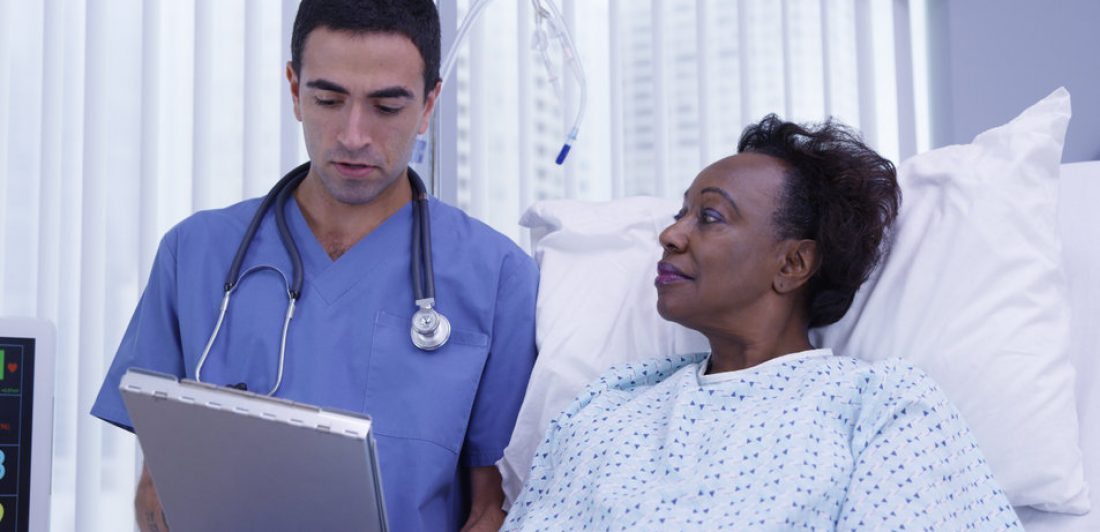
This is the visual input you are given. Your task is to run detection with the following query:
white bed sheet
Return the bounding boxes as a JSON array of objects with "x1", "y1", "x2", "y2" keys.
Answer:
[{"x1": 1017, "y1": 160, "x2": 1100, "y2": 530}]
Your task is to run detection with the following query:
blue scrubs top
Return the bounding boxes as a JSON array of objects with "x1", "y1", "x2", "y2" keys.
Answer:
[{"x1": 92, "y1": 192, "x2": 539, "y2": 531}]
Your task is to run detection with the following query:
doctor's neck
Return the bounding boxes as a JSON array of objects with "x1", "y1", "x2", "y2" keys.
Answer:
[{"x1": 294, "y1": 168, "x2": 413, "y2": 261}]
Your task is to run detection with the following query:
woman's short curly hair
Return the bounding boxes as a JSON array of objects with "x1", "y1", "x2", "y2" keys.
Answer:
[{"x1": 737, "y1": 114, "x2": 901, "y2": 327}]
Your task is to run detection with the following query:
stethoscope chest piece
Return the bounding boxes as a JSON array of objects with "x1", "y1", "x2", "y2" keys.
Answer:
[{"x1": 411, "y1": 298, "x2": 451, "y2": 351}]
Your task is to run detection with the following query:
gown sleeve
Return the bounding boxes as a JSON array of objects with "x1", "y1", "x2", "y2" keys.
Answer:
[
  {"x1": 90, "y1": 227, "x2": 188, "y2": 431},
  {"x1": 837, "y1": 360, "x2": 1023, "y2": 531},
  {"x1": 460, "y1": 251, "x2": 540, "y2": 467}
]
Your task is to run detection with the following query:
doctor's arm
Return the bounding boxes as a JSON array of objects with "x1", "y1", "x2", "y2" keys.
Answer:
[
  {"x1": 461, "y1": 466, "x2": 506, "y2": 531},
  {"x1": 89, "y1": 230, "x2": 186, "y2": 531},
  {"x1": 136, "y1": 463, "x2": 170, "y2": 532},
  {"x1": 462, "y1": 252, "x2": 540, "y2": 529}
]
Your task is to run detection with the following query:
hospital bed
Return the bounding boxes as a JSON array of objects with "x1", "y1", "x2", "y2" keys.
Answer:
[
  {"x1": 501, "y1": 90, "x2": 1099, "y2": 529},
  {"x1": 1014, "y1": 160, "x2": 1100, "y2": 530}
]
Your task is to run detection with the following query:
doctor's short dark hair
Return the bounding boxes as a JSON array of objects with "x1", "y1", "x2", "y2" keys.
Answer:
[
  {"x1": 738, "y1": 114, "x2": 901, "y2": 328},
  {"x1": 291, "y1": 0, "x2": 441, "y2": 97}
]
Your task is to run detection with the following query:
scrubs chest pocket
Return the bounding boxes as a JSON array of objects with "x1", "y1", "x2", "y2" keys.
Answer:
[{"x1": 364, "y1": 310, "x2": 491, "y2": 454}]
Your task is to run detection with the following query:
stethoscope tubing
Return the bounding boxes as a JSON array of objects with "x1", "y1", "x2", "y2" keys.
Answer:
[
  {"x1": 274, "y1": 168, "x2": 306, "y2": 299},
  {"x1": 224, "y1": 163, "x2": 308, "y2": 296},
  {"x1": 196, "y1": 164, "x2": 444, "y2": 395}
]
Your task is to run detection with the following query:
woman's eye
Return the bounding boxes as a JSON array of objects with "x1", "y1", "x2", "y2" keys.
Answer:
[{"x1": 700, "y1": 209, "x2": 723, "y2": 223}]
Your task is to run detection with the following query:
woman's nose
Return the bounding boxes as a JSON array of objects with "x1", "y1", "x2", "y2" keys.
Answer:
[{"x1": 659, "y1": 220, "x2": 687, "y2": 254}]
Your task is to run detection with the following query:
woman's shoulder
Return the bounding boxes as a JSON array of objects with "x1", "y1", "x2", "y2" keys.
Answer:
[
  {"x1": 576, "y1": 350, "x2": 932, "y2": 399},
  {"x1": 791, "y1": 355, "x2": 948, "y2": 418},
  {"x1": 841, "y1": 357, "x2": 963, "y2": 440},
  {"x1": 554, "y1": 353, "x2": 708, "y2": 421},
  {"x1": 855, "y1": 357, "x2": 941, "y2": 402},
  {"x1": 606, "y1": 352, "x2": 710, "y2": 384},
  {"x1": 807, "y1": 354, "x2": 935, "y2": 392},
  {"x1": 797, "y1": 355, "x2": 966, "y2": 457}
]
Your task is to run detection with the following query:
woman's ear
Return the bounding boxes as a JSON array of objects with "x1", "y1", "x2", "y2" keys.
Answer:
[{"x1": 773, "y1": 239, "x2": 818, "y2": 295}]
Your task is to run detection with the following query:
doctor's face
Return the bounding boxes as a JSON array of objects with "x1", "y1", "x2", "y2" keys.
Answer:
[
  {"x1": 288, "y1": 28, "x2": 439, "y2": 206},
  {"x1": 655, "y1": 153, "x2": 791, "y2": 335}
]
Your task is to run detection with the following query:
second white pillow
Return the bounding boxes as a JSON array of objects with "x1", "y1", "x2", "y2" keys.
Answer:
[{"x1": 812, "y1": 87, "x2": 1086, "y2": 513}]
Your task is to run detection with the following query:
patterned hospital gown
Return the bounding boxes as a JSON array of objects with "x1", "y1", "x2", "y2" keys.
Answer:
[{"x1": 503, "y1": 348, "x2": 1022, "y2": 531}]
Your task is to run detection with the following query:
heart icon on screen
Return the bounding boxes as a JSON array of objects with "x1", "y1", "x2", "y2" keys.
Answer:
[{"x1": 6, "y1": 363, "x2": 15, "y2": 374}]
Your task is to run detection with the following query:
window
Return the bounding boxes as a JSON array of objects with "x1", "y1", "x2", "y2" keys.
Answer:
[{"x1": 442, "y1": 0, "x2": 928, "y2": 245}]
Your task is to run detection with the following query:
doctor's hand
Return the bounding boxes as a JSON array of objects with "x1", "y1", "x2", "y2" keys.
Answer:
[
  {"x1": 136, "y1": 463, "x2": 170, "y2": 532},
  {"x1": 460, "y1": 466, "x2": 507, "y2": 532}
]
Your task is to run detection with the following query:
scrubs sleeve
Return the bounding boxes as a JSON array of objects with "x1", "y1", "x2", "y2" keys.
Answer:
[
  {"x1": 90, "y1": 227, "x2": 187, "y2": 431},
  {"x1": 461, "y1": 251, "x2": 539, "y2": 467}
]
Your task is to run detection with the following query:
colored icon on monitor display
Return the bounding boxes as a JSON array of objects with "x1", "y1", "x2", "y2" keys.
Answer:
[
  {"x1": 0, "y1": 500, "x2": 5, "y2": 521},
  {"x1": 0, "y1": 449, "x2": 5, "y2": 480},
  {"x1": 0, "y1": 350, "x2": 4, "y2": 381}
]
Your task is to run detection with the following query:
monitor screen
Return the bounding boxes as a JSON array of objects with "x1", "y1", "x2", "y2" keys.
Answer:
[
  {"x1": 0, "y1": 318, "x2": 53, "y2": 532},
  {"x1": 0, "y1": 336, "x2": 36, "y2": 532}
]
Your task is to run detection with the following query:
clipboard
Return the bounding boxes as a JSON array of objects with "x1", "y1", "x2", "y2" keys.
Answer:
[{"x1": 120, "y1": 368, "x2": 388, "y2": 532}]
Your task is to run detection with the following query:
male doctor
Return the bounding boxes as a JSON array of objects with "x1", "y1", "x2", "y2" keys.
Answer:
[{"x1": 91, "y1": 1, "x2": 538, "y2": 530}]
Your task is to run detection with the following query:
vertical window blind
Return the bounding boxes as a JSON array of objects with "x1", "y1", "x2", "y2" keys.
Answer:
[
  {"x1": 446, "y1": 0, "x2": 929, "y2": 244},
  {"x1": 0, "y1": 1, "x2": 927, "y2": 530},
  {"x1": 0, "y1": 1, "x2": 304, "y2": 530}
]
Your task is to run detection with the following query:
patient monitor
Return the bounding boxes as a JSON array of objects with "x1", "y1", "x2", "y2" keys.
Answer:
[{"x1": 0, "y1": 317, "x2": 55, "y2": 532}]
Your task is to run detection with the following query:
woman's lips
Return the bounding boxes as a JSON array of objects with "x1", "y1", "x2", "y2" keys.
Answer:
[{"x1": 655, "y1": 262, "x2": 693, "y2": 286}]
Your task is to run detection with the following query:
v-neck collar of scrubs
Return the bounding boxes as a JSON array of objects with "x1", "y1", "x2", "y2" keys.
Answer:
[{"x1": 285, "y1": 194, "x2": 414, "y2": 306}]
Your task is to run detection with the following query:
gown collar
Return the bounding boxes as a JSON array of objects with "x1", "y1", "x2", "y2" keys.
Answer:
[{"x1": 696, "y1": 347, "x2": 834, "y2": 386}]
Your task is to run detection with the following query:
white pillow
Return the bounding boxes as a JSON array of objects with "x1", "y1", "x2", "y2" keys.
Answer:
[
  {"x1": 811, "y1": 87, "x2": 1086, "y2": 513},
  {"x1": 499, "y1": 197, "x2": 707, "y2": 507},
  {"x1": 500, "y1": 88, "x2": 1086, "y2": 513}
]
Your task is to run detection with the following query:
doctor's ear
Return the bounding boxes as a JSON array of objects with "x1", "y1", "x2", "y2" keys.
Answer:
[
  {"x1": 286, "y1": 62, "x2": 303, "y2": 121},
  {"x1": 418, "y1": 80, "x2": 443, "y2": 135},
  {"x1": 773, "y1": 239, "x2": 818, "y2": 295}
]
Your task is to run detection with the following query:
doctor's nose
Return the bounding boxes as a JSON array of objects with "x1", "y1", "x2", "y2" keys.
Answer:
[{"x1": 337, "y1": 104, "x2": 373, "y2": 150}]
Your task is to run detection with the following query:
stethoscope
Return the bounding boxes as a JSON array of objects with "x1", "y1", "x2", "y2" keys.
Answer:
[{"x1": 194, "y1": 162, "x2": 451, "y2": 396}]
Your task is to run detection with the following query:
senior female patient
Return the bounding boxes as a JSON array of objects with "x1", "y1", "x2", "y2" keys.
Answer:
[{"x1": 503, "y1": 115, "x2": 1022, "y2": 530}]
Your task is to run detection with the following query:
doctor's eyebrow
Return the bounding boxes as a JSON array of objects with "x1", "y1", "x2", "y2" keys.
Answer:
[
  {"x1": 305, "y1": 79, "x2": 349, "y2": 94},
  {"x1": 366, "y1": 86, "x2": 415, "y2": 100},
  {"x1": 304, "y1": 79, "x2": 415, "y2": 101},
  {"x1": 700, "y1": 187, "x2": 742, "y2": 216}
]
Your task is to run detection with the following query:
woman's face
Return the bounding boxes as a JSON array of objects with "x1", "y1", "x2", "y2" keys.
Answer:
[{"x1": 656, "y1": 152, "x2": 791, "y2": 333}]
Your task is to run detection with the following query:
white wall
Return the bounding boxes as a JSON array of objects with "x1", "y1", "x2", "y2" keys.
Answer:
[{"x1": 927, "y1": 0, "x2": 1100, "y2": 162}]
